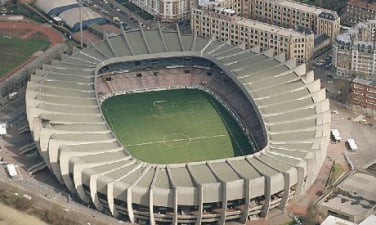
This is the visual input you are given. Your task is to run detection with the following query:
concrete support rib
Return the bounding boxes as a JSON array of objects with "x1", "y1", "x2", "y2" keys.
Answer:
[
  {"x1": 166, "y1": 167, "x2": 178, "y2": 225},
  {"x1": 73, "y1": 162, "x2": 91, "y2": 203},
  {"x1": 88, "y1": 40, "x2": 111, "y2": 59},
  {"x1": 127, "y1": 165, "x2": 151, "y2": 223},
  {"x1": 148, "y1": 167, "x2": 159, "y2": 225},
  {"x1": 261, "y1": 176, "x2": 271, "y2": 217},
  {"x1": 221, "y1": 182, "x2": 228, "y2": 225},
  {"x1": 295, "y1": 166, "x2": 304, "y2": 195},
  {"x1": 121, "y1": 26, "x2": 135, "y2": 55},
  {"x1": 59, "y1": 151, "x2": 78, "y2": 193},
  {"x1": 172, "y1": 188, "x2": 178, "y2": 225},
  {"x1": 104, "y1": 32, "x2": 118, "y2": 57},
  {"x1": 157, "y1": 22, "x2": 168, "y2": 52},
  {"x1": 242, "y1": 180, "x2": 251, "y2": 223},
  {"x1": 207, "y1": 42, "x2": 226, "y2": 55},
  {"x1": 279, "y1": 173, "x2": 290, "y2": 210},
  {"x1": 90, "y1": 174, "x2": 102, "y2": 210},
  {"x1": 197, "y1": 185, "x2": 204, "y2": 225},
  {"x1": 149, "y1": 188, "x2": 155, "y2": 225},
  {"x1": 186, "y1": 164, "x2": 203, "y2": 225},
  {"x1": 139, "y1": 26, "x2": 152, "y2": 54},
  {"x1": 175, "y1": 23, "x2": 185, "y2": 51},
  {"x1": 266, "y1": 151, "x2": 306, "y2": 196},
  {"x1": 201, "y1": 39, "x2": 213, "y2": 56},
  {"x1": 127, "y1": 187, "x2": 135, "y2": 223},
  {"x1": 107, "y1": 182, "x2": 118, "y2": 217}
]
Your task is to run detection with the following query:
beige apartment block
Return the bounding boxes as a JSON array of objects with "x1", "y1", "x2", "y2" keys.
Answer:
[
  {"x1": 249, "y1": 0, "x2": 340, "y2": 42},
  {"x1": 129, "y1": 0, "x2": 191, "y2": 21},
  {"x1": 344, "y1": 0, "x2": 376, "y2": 26},
  {"x1": 191, "y1": 7, "x2": 314, "y2": 62},
  {"x1": 210, "y1": 0, "x2": 340, "y2": 42},
  {"x1": 333, "y1": 20, "x2": 376, "y2": 80}
]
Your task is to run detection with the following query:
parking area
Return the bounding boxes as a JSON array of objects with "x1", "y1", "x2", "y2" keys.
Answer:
[{"x1": 329, "y1": 100, "x2": 376, "y2": 168}]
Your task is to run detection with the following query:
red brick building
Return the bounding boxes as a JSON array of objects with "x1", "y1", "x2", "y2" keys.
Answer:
[{"x1": 350, "y1": 78, "x2": 376, "y2": 109}]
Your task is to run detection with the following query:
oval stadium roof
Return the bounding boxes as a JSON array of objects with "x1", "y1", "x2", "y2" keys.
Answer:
[{"x1": 26, "y1": 27, "x2": 331, "y2": 224}]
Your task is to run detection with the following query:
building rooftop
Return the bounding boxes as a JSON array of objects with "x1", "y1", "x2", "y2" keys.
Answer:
[
  {"x1": 314, "y1": 34, "x2": 330, "y2": 47},
  {"x1": 347, "y1": 0, "x2": 376, "y2": 11},
  {"x1": 320, "y1": 172, "x2": 376, "y2": 220},
  {"x1": 336, "y1": 20, "x2": 376, "y2": 47},
  {"x1": 318, "y1": 11, "x2": 337, "y2": 21},
  {"x1": 321, "y1": 215, "x2": 356, "y2": 225},
  {"x1": 360, "y1": 215, "x2": 376, "y2": 225},
  {"x1": 195, "y1": 9, "x2": 312, "y2": 38},
  {"x1": 353, "y1": 77, "x2": 376, "y2": 86},
  {"x1": 59, "y1": 7, "x2": 106, "y2": 30},
  {"x1": 34, "y1": 0, "x2": 78, "y2": 15}
]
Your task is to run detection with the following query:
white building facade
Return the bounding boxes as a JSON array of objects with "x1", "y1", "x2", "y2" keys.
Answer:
[
  {"x1": 333, "y1": 20, "x2": 376, "y2": 80},
  {"x1": 130, "y1": 0, "x2": 191, "y2": 21}
]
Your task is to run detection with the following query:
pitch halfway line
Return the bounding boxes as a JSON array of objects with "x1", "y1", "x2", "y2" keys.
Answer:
[{"x1": 125, "y1": 134, "x2": 227, "y2": 147}]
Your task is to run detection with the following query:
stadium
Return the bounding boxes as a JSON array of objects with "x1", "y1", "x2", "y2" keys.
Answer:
[{"x1": 25, "y1": 25, "x2": 331, "y2": 225}]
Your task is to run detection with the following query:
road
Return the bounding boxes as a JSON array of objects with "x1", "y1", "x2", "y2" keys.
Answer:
[
  {"x1": 84, "y1": 0, "x2": 184, "y2": 31},
  {"x1": 82, "y1": 0, "x2": 156, "y2": 29}
]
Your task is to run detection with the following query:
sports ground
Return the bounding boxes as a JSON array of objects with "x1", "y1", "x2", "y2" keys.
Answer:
[
  {"x1": 0, "y1": 35, "x2": 49, "y2": 78},
  {"x1": 101, "y1": 89, "x2": 252, "y2": 164}
]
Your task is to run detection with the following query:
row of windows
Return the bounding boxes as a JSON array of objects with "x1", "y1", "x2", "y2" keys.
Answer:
[
  {"x1": 196, "y1": 25, "x2": 304, "y2": 44},
  {"x1": 254, "y1": 2, "x2": 315, "y2": 16}
]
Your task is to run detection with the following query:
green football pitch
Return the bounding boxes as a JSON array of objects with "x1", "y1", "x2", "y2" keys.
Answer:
[
  {"x1": 0, "y1": 35, "x2": 49, "y2": 78},
  {"x1": 101, "y1": 89, "x2": 253, "y2": 164}
]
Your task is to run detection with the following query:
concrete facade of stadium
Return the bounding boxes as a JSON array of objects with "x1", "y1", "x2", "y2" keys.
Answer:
[{"x1": 26, "y1": 25, "x2": 331, "y2": 224}]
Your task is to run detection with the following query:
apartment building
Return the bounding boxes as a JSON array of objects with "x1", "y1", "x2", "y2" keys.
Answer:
[
  {"x1": 350, "y1": 78, "x2": 376, "y2": 112},
  {"x1": 249, "y1": 0, "x2": 340, "y2": 42},
  {"x1": 333, "y1": 20, "x2": 376, "y2": 80},
  {"x1": 129, "y1": 0, "x2": 191, "y2": 21},
  {"x1": 191, "y1": 7, "x2": 314, "y2": 62},
  {"x1": 344, "y1": 0, "x2": 376, "y2": 26}
]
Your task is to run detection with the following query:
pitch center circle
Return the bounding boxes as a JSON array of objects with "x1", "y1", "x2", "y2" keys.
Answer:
[{"x1": 162, "y1": 133, "x2": 191, "y2": 148}]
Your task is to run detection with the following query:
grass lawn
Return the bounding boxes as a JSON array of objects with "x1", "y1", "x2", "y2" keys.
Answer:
[
  {"x1": 0, "y1": 35, "x2": 49, "y2": 78},
  {"x1": 328, "y1": 163, "x2": 345, "y2": 187},
  {"x1": 101, "y1": 89, "x2": 253, "y2": 164},
  {"x1": 280, "y1": 221, "x2": 294, "y2": 225}
]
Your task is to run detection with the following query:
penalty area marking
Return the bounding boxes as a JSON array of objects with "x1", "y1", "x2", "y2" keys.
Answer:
[
  {"x1": 152, "y1": 99, "x2": 176, "y2": 119},
  {"x1": 153, "y1": 100, "x2": 165, "y2": 106},
  {"x1": 125, "y1": 133, "x2": 228, "y2": 148}
]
